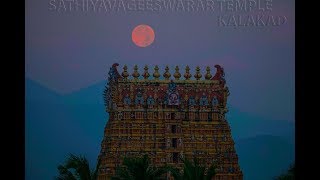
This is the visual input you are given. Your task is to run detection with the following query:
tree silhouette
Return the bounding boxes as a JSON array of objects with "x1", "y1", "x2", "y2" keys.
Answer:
[
  {"x1": 111, "y1": 154, "x2": 167, "y2": 180},
  {"x1": 274, "y1": 163, "x2": 295, "y2": 180},
  {"x1": 56, "y1": 154, "x2": 100, "y2": 180},
  {"x1": 167, "y1": 157, "x2": 216, "y2": 180}
]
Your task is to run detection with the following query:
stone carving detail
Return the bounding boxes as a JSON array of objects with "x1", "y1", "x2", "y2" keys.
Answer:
[
  {"x1": 135, "y1": 89, "x2": 144, "y2": 105},
  {"x1": 123, "y1": 94, "x2": 131, "y2": 105},
  {"x1": 212, "y1": 65, "x2": 226, "y2": 87},
  {"x1": 167, "y1": 81, "x2": 180, "y2": 105},
  {"x1": 147, "y1": 96, "x2": 155, "y2": 106},
  {"x1": 188, "y1": 96, "x2": 196, "y2": 106},
  {"x1": 199, "y1": 93, "x2": 209, "y2": 106},
  {"x1": 212, "y1": 96, "x2": 219, "y2": 106}
]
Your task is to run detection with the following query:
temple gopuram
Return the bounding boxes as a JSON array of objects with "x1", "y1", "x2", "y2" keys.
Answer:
[{"x1": 97, "y1": 63, "x2": 243, "y2": 180}]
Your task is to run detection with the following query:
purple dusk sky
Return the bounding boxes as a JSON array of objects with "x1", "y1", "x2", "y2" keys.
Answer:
[{"x1": 26, "y1": 0, "x2": 294, "y2": 122}]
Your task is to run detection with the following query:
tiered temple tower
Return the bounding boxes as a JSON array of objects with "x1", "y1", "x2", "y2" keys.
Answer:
[{"x1": 97, "y1": 63, "x2": 243, "y2": 180}]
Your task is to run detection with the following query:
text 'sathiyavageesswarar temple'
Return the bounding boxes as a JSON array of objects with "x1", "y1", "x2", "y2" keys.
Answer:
[{"x1": 97, "y1": 63, "x2": 243, "y2": 180}]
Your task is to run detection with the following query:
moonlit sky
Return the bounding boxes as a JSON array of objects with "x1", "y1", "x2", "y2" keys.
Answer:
[
  {"x1": 25, "y1": 1, "x2": 295, "y2": 179},
  {"x1": 26, "y1": 0, "x2": 294, "y2": 121}
]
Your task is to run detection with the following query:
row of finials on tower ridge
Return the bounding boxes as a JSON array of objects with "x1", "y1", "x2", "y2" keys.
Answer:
[{"x1": 108, "y1": 63, "x2": 225, "y2": 81}]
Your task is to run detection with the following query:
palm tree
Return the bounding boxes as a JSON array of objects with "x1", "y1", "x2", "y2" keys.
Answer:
[
  {"x1": 274, "y1": 163, "x2": 295, "y2": 180},
  {"x1": 56, "y1": 153, "x2": 100, "y2": 180},
  {"x1": 167, "y1": 158, "x2": 216, "y2": 180},
  {"x1": 111, "y1": 154, "x2": 167, "y2": 180}
]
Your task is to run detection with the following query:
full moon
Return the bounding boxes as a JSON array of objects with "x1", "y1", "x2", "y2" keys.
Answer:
[{"x1": 132, "y1": 24, "x2": 155, "y2": 48}]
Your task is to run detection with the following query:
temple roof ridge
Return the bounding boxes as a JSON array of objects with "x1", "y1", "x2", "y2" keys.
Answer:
[{"x1": 107, "y1": 63, "x2": 225, "y2": 83}]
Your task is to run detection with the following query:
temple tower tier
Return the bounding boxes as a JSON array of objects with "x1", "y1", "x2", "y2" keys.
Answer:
[{"x1": 98, "y1": 64, "x2": 243, "y2": 180}]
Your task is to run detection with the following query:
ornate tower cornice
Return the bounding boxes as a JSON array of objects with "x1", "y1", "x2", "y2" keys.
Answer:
[{"x1": 105, "y1": 64, "x2": 227, "y2": 82}]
